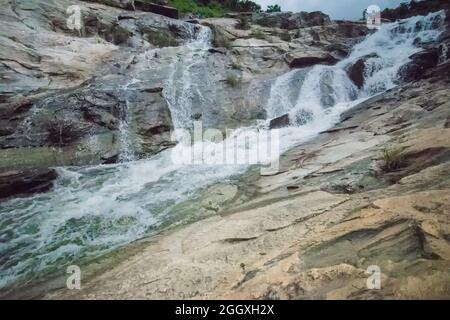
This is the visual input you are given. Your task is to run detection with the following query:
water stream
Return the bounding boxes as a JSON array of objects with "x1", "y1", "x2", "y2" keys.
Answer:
[{"x1": 0, "y1": 11, "x2": 446, "y2": 289}]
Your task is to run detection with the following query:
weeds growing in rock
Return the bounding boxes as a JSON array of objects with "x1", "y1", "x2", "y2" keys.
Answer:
[
  {"x1": 250, "y1": 28, "x2": 266, "y2": 40},
  {"x1": 382, "y1": 147, "x2": 405, "y2": 172},
  {"x1": 226, "y1": 74, "x2": 241, "y2": 87},
  {"x1": 231, "y1": 61, "x2": 244, "y2": 70}
]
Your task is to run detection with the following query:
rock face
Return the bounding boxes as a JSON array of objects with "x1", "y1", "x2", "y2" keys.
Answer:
[
  {"x1": 399, "y1": 49, "x2": 441, "y2": 82},
  {"x1": 0, "y1": 0, "x2": 204, "y2": 198},
  {"x1": 253, "y1": 11, "x2": 331, "y2": 30},
  {"x1": 129, "y1": 88, "x2": 175, "y2": 156}
]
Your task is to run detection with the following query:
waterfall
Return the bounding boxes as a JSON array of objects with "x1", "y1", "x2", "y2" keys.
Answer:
[
  {"x1": 265, "y1": 10, "x2": 446, "y2": 129},
  {"x1": 163, "y1": 26, "x2": 213, "y2": 130},
  {"x1": 0, "y1": 12, "x2": 446, "y2": 289}
]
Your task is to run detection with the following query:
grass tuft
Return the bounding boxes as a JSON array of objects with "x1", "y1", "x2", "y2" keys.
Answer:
[
  {"x1": 226, "y1": 74, "x2": 241, "y2": 87},
  {"x1": 381, "y1": 147, "x2": 405, "y2": 172},
  {"x1": 250, "y1": 28, "x2": 266, "y2": 40}
]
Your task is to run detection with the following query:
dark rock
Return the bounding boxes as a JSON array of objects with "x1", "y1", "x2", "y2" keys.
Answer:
[
  {"x1": 398, "y1": 48, "x2": 440, "y2": 82},
  {"x1": 208, "y1": 48, "x2": 227, "y2": 55},
  {"x1": 289, "y1": 54, "x2": 338, "y2": 69},
  {"x1": 185, "y1": 19, "x2": 200, "y2": 24},
  {"x1": 134, "y1": 1, "x2": 179, "y2": 19},
  {"x1": 269, "y1": 114, "x2": 290, "y2": 129},
  {"x1": 347, "y1": 53, "x2": 379, "y2": 88},
  {"x1": 191, "y1": 113, "x2": 202, "y2": 120},
  {"x1": 143, "y1": 87, "x2": 164, "y2": 93},
  {"x1": 0, "y1": 169, "x2": 57, "y2": 200},
  {"x1": 348, "y1": 59, "x2": 366, "y2": 89}
]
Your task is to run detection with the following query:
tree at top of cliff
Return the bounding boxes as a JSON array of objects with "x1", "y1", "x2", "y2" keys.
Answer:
[{"x1": 266, "y1": 4, "x2": 281, "y2": 13}]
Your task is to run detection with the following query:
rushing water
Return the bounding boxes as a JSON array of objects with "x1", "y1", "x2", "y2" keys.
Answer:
[{"x1": 0, "y1": 11, "x2": 446, "y2": 289}]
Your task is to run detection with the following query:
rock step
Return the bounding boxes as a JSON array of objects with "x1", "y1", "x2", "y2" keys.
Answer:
[
  {"x1": 135, "y1": 1, "x2": 179, "y2": 19},
  {"x1": 0, "y1": 169, "x2": 58, "y2": 201}
]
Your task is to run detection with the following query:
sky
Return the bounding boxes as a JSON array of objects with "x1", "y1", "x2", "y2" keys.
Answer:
[{"x1": 254, "y1": 0, "x2": 408, "y2": 20}]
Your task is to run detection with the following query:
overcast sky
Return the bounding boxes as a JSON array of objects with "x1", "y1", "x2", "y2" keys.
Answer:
[{"x1": 254, "y1": 0, "x2": 407, "y2": 20}]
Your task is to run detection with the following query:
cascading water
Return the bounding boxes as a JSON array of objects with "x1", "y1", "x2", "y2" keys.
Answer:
[
  {"x1": 0, "y1": 11, "x2": 446, "y2": 290},
  {"x1": 266, "y1": 10, "x2": 446, "y2": 129},
  {"x1": 163, "y1": 27, "x2": 213, "y2": 129}
]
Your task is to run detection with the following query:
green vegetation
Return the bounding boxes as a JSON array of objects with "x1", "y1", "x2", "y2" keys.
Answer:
[
  {"x1": 266, "y1": 4, "x2": 281, "y2": 13},
  {"x1": 226, "y1": 74, "x2": 241, "y2": 87},
  {"x1": 231, "y1": 61, "x2": 244, "y2": 70},
  {"x1": 146, "y1": 30, "x2": 175, "y2": 47},
  {"x1": 169, "y1": 0, "x2": 228, "y2": 17},
  {"x1": 381, "y1": 147, "x2": 405, "y2": 172},
  {"x1": 168, "y1": 0, "x2": 262, "y2": 18},
  {"x1": 250, "y1": 28, "x2": 266, "y2": 40}
]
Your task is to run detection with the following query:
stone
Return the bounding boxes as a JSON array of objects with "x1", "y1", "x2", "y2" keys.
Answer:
[
  {"x1": 287, "y1": 52, "x2": 338, "y2": 69},
  {"x1": 0, "y1": 168, "x2": 57, "y2": 200},
  {"x1": 347, "y1": 53, "x2": 379, "y2": 88},
  {"x1": 134, "y1": 1, "x2": 179, "y2": 19},
  {"x1": 269, "y1": 114, "x2": 290, "y2": 129},
  {"x1": 398, "y1": 48, "x2": 440, "y2": 82}
]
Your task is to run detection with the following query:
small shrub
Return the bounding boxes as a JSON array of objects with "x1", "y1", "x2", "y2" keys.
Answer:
[
  {"x1": 250, "y1": 28, "x2": 266, "y2": 40},
  {"x1": 231, "y1": 62, "x2": 243, "y2": 70},
  {"x1": 226, "y1": 74, "x2": 241, "y2": 87},
  {"x1": 381, "y1": 147, "x2": 405, "y2": 172},
  {"x1": 266, "y1": 4, "x2": 282, "y2": 13}
]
